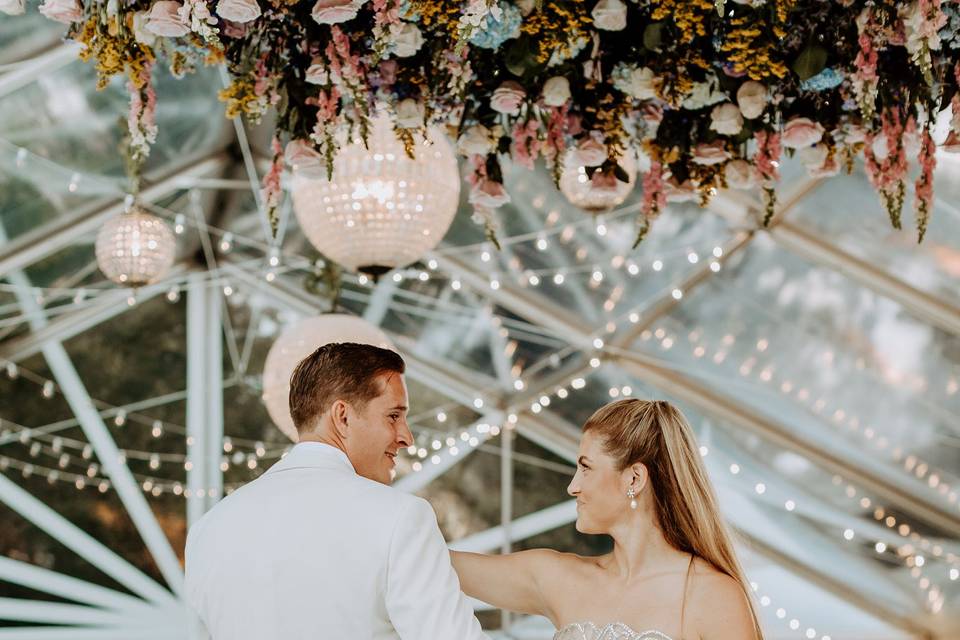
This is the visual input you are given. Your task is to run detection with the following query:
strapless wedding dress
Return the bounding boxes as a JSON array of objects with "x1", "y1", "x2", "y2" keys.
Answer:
[{"x1": 553, "y1": 622, "x2": 675, "y2": 640}]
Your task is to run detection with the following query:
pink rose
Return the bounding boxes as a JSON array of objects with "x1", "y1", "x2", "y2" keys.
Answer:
[
  {"x1": 216, "y1": 0, "x2": 261, "y2": 23},
  {"x1": 572, "y1": 136, "x2": 607, "y2": 167},
  {"x1": 145, "y1": 1, "x2": 190, "y2": 36},
  {"x1": 781, "y1": 117, "x2": 825, "y2": 149},
  {"x1": 843, "y1": 124, "x2": 867, "y2": 144},
  {"x1": 665, "y1": 178, "x2": 699, "y2": 203},
  {"x1": 590, "y1": 171, "x2": 619, "y2": 191},
  {"x1": 469, "y1": 179, "x2": 511, "y2": 209},
  {"x1": 311, "y1": 0, "x2": 363, "y2": 25},
  {"x1": 490, "y1": 81, "x2": 526, "y2": 116},
  {"x1": 378, "y1": 60, "x2": 398, "y2": 85},
  {"x1": 285, "y1": 140, "x2": 325, "y2": 179},
  {"x1": 691, "y1": 141, "x2": 730, "y2": 165},
  {"x1": 222, "y1": 20, "x2": 248, "y2": 38},
  {"x1": 942, "y1": 131, "x2": 960, "y2": 153},
  {"x1": 38, "y1": 0, "x2": 81, "y2": 23}
]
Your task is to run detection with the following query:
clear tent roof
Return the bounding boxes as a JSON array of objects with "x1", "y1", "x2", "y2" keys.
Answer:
[{"x1": 1, "y1": 26, "x2": 959, "y2": 640}]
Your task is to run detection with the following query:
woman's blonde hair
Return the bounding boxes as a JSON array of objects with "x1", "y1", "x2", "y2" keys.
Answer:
[{"x1": 583, "y1": 398, "x2": 764, "y2": 639}]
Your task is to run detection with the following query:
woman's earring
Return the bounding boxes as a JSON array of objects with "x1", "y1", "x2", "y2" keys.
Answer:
[{"x1": 627, "y1": 487, "x2": 637, "y2": 510}]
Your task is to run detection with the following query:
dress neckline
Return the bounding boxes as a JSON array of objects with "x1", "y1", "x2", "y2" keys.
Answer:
[{"x1": 555, "y1": 621, "x2": 674, "y2": 640}]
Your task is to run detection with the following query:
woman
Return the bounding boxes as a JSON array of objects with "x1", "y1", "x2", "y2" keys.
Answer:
[{"x1": 452, "y1": 399, "x2": 762, "y2": 640}]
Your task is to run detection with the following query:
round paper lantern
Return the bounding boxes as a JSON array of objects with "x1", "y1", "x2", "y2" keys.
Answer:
[
  {"x1": 262, "y1": 314, "x2": 394, "y2": 441},
  {"x1": 95, "y1": 206, "x2": 176, "y2": 286},
  {"x1": 291, "y1": 114, "x2": 460, "y2": 277},
  {"x1": 559, "y1": 149, "x2": 638, "y2": 213}
]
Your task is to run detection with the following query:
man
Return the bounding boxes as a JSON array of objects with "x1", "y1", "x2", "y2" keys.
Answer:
[{"x1": 185, "y1": 342, "x2": 488, "y2": 640}]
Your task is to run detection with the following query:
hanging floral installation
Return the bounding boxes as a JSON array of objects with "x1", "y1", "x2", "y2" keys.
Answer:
[{"x1": 10, "y1": 0, "x2": 960, "y2": 247}]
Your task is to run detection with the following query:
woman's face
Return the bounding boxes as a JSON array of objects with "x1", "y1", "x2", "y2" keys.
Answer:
[{"x1": 567, "y1": 431, "x2": 637, "y2": 534}]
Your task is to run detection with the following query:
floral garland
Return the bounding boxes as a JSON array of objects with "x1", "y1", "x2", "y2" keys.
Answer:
[{"x1": 10, "y1": 0, "x2": 960, "y2": 248}]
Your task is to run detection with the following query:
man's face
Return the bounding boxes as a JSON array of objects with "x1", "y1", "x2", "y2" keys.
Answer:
[{"x1": 343, "y1": 372, "x2": 412, "y2": 484}]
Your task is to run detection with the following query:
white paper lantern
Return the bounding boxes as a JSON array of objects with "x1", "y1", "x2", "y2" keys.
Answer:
[
  {"x1": 291, "y1": 114, "x2": 460, "y2": 277},
  {"x1": 262, "y1": 314, "x2": 395, "y2": 441},
  {"x1": 559, "y1": 149, "x2": 638, "y2": 213},
  {"x1": 95, "y1": 206, "x2": 176, "y2": 286}
]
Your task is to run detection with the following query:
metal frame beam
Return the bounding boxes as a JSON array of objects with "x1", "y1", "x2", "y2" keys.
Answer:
[
  {"x1": 0, "y1": 473, "x2": 175, "y2": 607},
  {"x1": 0, "y1": 153, "x2": 228, "y2": 278},
  {"x1": 770, "y1": 219, "x2": 960, "y2": 336},
  {"x1": 1, "y1": 227, "x2": 185, "y2": 598},
  {"x1": 712, "y1": 180, "x2": 960, "y2": 336},
  {"x1": 186, "y1": 273, "x2": 224, "y2": 524},
  {"x1": 0, "y1": 554, "x2": 157, "y2": 615},
  {"x1": 0, "y1": 264, "x2": 188, "y2": 363},
  {"x1": 393, "y1": 413, "x2": 503, "y2": 494},
  {"x1": 0, "y1": 44, "x2": 81, "y2": 99},
  {"x1": 437, "y1": 243, "x2": 960, "y2": 534}
]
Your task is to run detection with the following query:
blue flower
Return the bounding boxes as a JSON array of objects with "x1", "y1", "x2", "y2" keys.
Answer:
[
  {"x1": 469, "y1": 3, "x2": 522, "y2": 50},
  {"x1": 398, "y1": 0, "x2": 418, "y2": 21},
  {"x1": 800, "y1": 68, "x2": 844, "y2": 92}
]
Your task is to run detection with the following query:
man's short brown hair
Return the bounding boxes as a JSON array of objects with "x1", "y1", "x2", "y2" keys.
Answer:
[{"x1": 288, "y1": 342, "x2": 406, "y2": 434}]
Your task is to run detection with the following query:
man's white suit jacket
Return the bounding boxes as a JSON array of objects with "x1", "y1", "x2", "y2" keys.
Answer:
[{"x1": 184, "y1": 442, "x2": 488, "y2": 640}]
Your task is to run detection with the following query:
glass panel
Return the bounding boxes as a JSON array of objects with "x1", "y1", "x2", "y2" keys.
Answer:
[{"x1": 789, "y1": 159, "x2": 960, "y2": 300}]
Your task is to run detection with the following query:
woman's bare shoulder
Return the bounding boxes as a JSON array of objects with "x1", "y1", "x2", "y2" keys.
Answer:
[
  {"x1": 518, "y1": 548, "x2": 602, "y2": 570},
  {"x1": 687, "y1": 559, "x2": 758, "y2": 639}
]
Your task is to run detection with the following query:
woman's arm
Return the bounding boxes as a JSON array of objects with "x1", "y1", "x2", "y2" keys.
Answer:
[{"x1": 450, "y1": 549, "x2": 562, "y2": 618}]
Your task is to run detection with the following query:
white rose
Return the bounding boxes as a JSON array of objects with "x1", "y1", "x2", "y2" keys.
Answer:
[
  {"x1": 871, "y1": 135, "x2": 889, "y2": 161},
  {"x1": 542, "y1": 76, "x2": 571, "y2": 107},
  {"x1": 572, "y1": 136, "x2": 607, "y2": 167},
  {"x1": 904, "y1": 130, "x2": 921, "y2": 158},
  {"x1": 0, "y1": 0, "x2": 24, "y2": 15},
  {"x1": 591, "y1": 0, "x2": 627, "y2": 31},
  {"x1": 216, "y1": 0, "x2": 260, "y2": 22},
  {"x1": 38, "y1": 0, "x2": 81, "y2": 23},
  {"x1": 390, "y1": 22, "x2": 424, "y2": 57},
  {"x1": 395, "y1": 98, "x2": 424, "y2": 129},
  {"x1": 797, "y1": 143, "x2": 828, "y2": 168},
  {"x1": 618, "y1": 66, "x2": 657, "y2": 100},
  {"x1": 798, "y1": 144, "x2": 840, "y2": 177},
  {"x1": 457, "y1": 125, "x2": 496, "y2": 156},
  {"x1": 132, "y1": 11, "x2": 157, "y2": 46},
  {"x1": 736, "y1": 81, "x2": 767, "y2": 119},
  {"x1": 305, "y1": 63, "x2": 329, "y2": 85},
  {"x1": 682, "y1": 78, "x2": 726, "y2": 110},
  {"x1": 285, "y1": 140, "x2": 326, "y2": 179},
  {"x1": 710, "y1": 103, "x2": 744, "y2": 136},
  {"x1": 725, "y1": 159, "x2": 756, "y2": 190}
]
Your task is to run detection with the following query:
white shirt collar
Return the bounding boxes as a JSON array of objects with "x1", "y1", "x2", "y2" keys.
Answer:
[{"x1": 282, "y1": 441, "x2": 356, "y2": 474}]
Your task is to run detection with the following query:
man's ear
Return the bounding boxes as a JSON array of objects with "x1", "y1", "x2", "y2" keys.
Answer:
[{"x1": 330, "y1": 399, "x2": 350, "y2": 439}]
